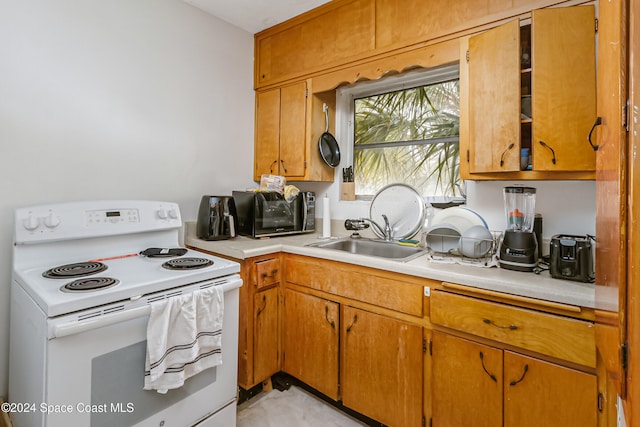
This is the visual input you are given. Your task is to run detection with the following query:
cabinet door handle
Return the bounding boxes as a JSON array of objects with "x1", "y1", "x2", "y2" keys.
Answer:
[
  {"x1": 324, "y1": 305, "x2": 335, "y2": 329},
  {"x1": 509, "y1": 364, "x2": 529, "y2": 386},
  {"x1": 499, "y1": 143, "x2": 515, "y2": 167},
  {"x1": 257, "y1": 295, "x2": 267, "y2": 316},
  {"x1": 346, "y1": 314, "x2": 358, "y2": 332},
  {"x1": 588, "y1": 116, "x2": 602, "y2": 151},
  {"x1": 483, "y1": 318, "x2": 518, "y2": 330},
  {"x1": 479, "y1": 352, "x2": 497, "y2": 382},
  {"x1": 280, "y1": 159, "x2": 288, "y2": 173},
  {"x1": 538, "y1": 140, "x2": 557, "y2": 164},
  {"x1": 269, "y1": 160, "x2": 277, "y2": 173}
]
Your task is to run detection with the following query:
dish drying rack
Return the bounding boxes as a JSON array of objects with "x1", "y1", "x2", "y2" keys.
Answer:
[{"x1": 423, "y1": 230, "x2": 501, "y2": 268}]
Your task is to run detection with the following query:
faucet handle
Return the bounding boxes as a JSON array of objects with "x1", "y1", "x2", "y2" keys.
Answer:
[{"x1": 344, "y1": 219, "x2": 370, "y2": 231}]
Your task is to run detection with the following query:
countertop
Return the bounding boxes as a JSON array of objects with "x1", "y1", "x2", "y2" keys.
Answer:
[{"x1": 184, "y1": 222, "x2": 611, "y2": 311}]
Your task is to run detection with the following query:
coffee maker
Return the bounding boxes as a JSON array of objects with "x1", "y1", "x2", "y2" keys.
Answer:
[{"x1": 499, "y1": 186, "x2": 538, "y2": 271}]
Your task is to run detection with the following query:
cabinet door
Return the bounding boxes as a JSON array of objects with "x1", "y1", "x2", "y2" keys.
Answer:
[
  {"x1": 531, "y1": 6, "x2": 596, "y2": 171},
  {"x1": 282, "y1": 288, "x2": 339, "y2": 399},
  {"x1": 468, "y1": 19, "x2": 521, "y2": 173},
  {"x1": 278, "y1": 81, "x2": 307, "y2": 178},
  {"x1": 255, "y1": 88, "x2": 281, "y2": 179},
  {"x1": 341, "y1": 306, "x2": 423, "y2": 427},
  {"x1": 431, "y1": 331, "x2": 503, "y2": 427},
  {"x1": 503, "y1": 351, "x2": 597, "y2": 427},
  {"x1": 253, "y1": 287, "x2": 280, "y2": 385}
]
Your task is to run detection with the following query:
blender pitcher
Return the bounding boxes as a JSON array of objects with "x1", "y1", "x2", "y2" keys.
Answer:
[{"x1": 504, "y1": 186, "x2": 536, "y2": 232}]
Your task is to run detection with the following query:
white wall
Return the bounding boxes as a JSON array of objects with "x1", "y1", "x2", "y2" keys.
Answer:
[
  {"x1": 299, "y1": 178, "x2": 596, "y2": 241},
  {"x1": 0, "y1": 0, "x2": 255, "y2": 396}
]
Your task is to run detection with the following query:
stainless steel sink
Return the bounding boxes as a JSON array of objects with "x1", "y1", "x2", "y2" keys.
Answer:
[{"x1": 307, "y1": 237, "x2": 425, "y2": 261}]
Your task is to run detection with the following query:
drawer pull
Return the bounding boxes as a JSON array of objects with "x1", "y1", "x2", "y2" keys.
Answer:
[
  {"x1": 479, "y1": 352, "x2": 497, "y2": 382},
  {"x1": 346, "y1": 314, "x2": 358, "y2": 332},
  {"x1": 261, "y1": 269, "x2": 279, "y2": 279},
  {"x1": 257, "y1": 295, "x2": 267, "y2": 316},
  {"x1": 324, "y1": 305, "x2": 335, "y2": 329},
  {"x1": 483, "y1": 318, "x2": 518, "y2": 330},
  {"x1": 509, "y1": 364, "x2": 529, "y2": 386}
]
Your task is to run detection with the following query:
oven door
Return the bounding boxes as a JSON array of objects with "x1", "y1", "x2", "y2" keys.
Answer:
[{"x1": 45, "y1": 278, "x2": 240, "y2": 427}]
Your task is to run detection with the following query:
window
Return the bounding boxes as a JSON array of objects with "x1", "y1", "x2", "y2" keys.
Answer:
[{"x1": 337, "y1": 66, "x2": 461, "y2": 199}]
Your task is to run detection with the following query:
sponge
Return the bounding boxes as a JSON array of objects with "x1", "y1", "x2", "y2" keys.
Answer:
[{"x1": 398, "y1": 239, "x2": 420, "y2": 247}]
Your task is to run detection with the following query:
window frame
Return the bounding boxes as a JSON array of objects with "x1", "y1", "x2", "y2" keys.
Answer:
[{"x1": 336, "y1": 64, "x2": 461, "y2": 200}]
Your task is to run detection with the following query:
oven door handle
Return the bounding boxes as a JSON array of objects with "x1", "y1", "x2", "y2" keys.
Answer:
[
  {"x1": 51, "y1": 305, "x2": 152, "y2": 339},
  {"x1": 50, "y1": 279, "x2": 242, "y2": 339}
]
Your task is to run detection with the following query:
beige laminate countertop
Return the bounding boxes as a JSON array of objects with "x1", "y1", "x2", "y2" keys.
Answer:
[{"x1": 184, "y1": 222, "x2": 607, "y2": 311}]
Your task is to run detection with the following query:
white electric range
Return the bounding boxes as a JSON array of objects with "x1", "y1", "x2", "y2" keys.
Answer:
[{"x1": 9, "y1": 200, "x2": 242, "y2": 427}]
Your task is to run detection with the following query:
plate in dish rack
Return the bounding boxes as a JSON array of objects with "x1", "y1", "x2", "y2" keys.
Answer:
[
  {"x1": 369, "y1": 183, "x2": 426, "y2": 239},
  {"x1": 429, "y1": 207, "x2": 488, "y2": 236}
]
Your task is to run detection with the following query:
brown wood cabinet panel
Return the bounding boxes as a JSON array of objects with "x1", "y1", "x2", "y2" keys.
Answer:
[
  {"x1": 468, "y1": 19, "x2": 521, "y2": 173},
  {"x1": 595, "y1": 0, "x2": 629, "y2": 403},
  {"x1": 256, "y1": 0, "x2": 375, "y2": 86},
  {"x1": 253, "y1": 287, "x2": 280, "y2": 384},
  {"x1": 503, "y1": 351, "x2": 597, "y2": 427},
  {"x1": 254, "y1": 88, "x2": 281, "y2": 178},
  {"x1": 431, "y1": 331, "x2": 503, "y2": 427},
  {"x1": 278, "y1": 82, "x2": 307, "y2": 177},
  {"x1": 255, "y1": 256, "x2": 281, "y2": 290},
  {"x1": 430, "y1": 290, "x2": 596, "y2": 367},
  {"x1": 254, "y1": 81, "x2": 307, "y2": 180},
  {"x1": 284, "y1": 255, "x2": 424, "y2": 316},
  {"x1": 341, "y1": 306, "x2": 423, "y2": 427},
  {"x1": 531, "y1": 6, "x2": 596, "y2": 172},
  {"x1": 282, "y1": 288, "x2": 339, "y2": 400},
  {"x1": 376, "y1": 0, "x2": 512, "y2": 50}
]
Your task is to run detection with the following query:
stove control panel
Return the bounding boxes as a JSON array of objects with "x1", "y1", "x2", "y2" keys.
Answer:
[
  {"x1": 86, "y1": 208, "x2": 140, "y2": 225},
  {"x1": 14, "y1": 200, "x2": 182, "y2": 244}
]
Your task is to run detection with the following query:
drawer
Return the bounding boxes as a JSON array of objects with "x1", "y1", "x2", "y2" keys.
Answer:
[
  {"x1": 284, "y1": 255, "x2": 424, "y2": 317},
  {"x1": 430, "y1": 290, "x2": 595, "y2": 367},
  {"x1": 255, "y1": 258, "x2": 280, "y2": 290}
]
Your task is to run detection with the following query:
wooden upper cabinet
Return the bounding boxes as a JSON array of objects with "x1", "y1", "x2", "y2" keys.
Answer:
[
  {"x1": 531, "y1": 6, "x2": 596, "y2": 172},
  {"x1": 463, "y1": 5, "x2": 596, "y2": 178},
  {"x1": 255, "y1": 88, "x2": 281, "y2": 178},
  {"x1": 254, "y1": 81, "x2": 307, "y2": 180},
  {"x1": 255, "y1": 0, "x2": 375, "y2": 86},
  {"x1": 468, "y1": 19, "x2": 521, "y2": 173}
]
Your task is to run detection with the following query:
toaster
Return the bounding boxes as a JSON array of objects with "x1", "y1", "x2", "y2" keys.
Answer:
[{"x1": 549, "y1": 234, "x2": 594, "y2": 283}]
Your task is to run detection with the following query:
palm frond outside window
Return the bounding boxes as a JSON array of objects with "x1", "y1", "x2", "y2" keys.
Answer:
[{"x1": 353, "y1": 78, "x2": 460, "y2": 197}]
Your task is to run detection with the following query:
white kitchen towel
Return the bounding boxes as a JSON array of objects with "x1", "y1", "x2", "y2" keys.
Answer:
[{"x1": 144, "y1": 285, "x2": 224, "y2": 393}]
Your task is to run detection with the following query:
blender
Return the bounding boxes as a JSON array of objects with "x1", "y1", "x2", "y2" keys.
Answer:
[{"x1": 499, "y1": 186, "x2": 538, "y2": 271}]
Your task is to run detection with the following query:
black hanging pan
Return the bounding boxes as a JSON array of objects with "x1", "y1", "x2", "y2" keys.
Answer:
[{"x1": 318, "y1": 103, "x2": 341, "y2": 167}]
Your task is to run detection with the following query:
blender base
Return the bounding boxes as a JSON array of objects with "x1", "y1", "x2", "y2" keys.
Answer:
[{"x1": 499, "y1": 230, "x2": 538, "y2": 272}]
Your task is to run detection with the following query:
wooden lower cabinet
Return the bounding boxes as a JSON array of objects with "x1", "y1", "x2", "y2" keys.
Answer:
[
  {"x1": 253, "y1": 286, "x2": 280, "y2": 385},
  {"x1": 431, "y1": 331, "x2": 597, "y2": 427},
  {"x1": 282, "y1": 286, "x2": 424, "y2": 427},
  {"x1": 341, "y1": 306, "x2": 423, "y2": 427},
  {"x1": 282, "y1": 288, "x2": 339, "y2": 399}
]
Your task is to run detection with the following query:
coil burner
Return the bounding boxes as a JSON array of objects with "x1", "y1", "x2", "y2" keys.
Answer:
[
  {"x1": 43, "y1": 262, "x2": 107, "y2": 279},
  {"x1": 61, "y1": 277, "x2": 119, "y2": 293},
  {"x1": 162, "y1": 257, "x2": 214, "y2": 270}
]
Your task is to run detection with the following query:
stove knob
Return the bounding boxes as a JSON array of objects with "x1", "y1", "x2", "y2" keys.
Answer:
[
  {"x1": 22, "y1": 215, "x2": 40, "y2": 231},
  {"x1": 44, "y1": 212, "x2": 60, "y2": 228},
  {"x1": 157, "y1": 208, "x2": 168, "y2": 219},
  {"x1": 167, "y1": 209, "x2": 178, "y2": 219}
]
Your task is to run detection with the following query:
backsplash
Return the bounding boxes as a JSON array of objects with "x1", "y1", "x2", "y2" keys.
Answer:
[{"x1": 297, "y1": 179, "x2": 596, "y2": 243}]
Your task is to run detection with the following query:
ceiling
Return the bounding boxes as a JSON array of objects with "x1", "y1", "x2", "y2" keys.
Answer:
[{"x1": 182, "y1": 0, "x2": 331, "y2": 34}]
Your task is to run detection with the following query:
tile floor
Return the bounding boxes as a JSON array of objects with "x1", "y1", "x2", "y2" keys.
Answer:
[{"x1": 237, "y1": 385, "x2": 369, "y2": 427}]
